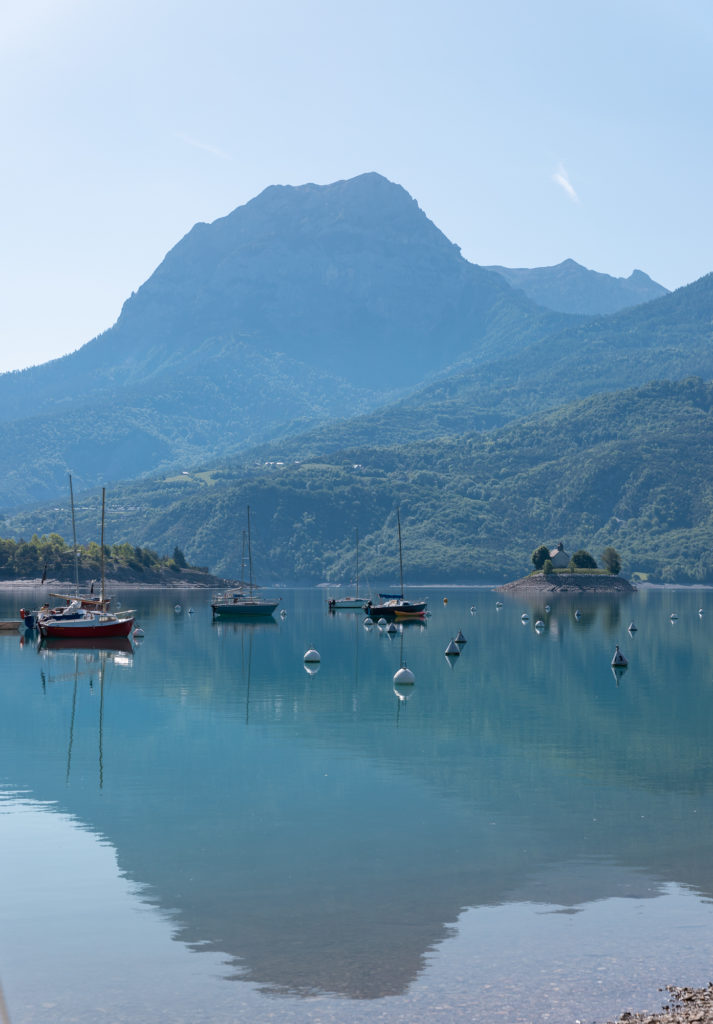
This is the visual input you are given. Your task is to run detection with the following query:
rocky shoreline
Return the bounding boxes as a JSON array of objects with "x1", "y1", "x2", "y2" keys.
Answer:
[
  {"x1": 0, "y1": 571, "x2": 228, "y2": 590},
  {"x1": 608, "y1": 984, "x2": 713, "y2": 1023},
  {"x1": 497, "y1": 571, "x2": 636, "y2": 594}
]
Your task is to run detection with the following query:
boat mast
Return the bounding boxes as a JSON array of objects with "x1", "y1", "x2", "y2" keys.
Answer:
[
  {"x1": 240, "y1": 530, "x2": 247, "y2": 590},
  {"x1": 69, "y1": 474, "x2": 79, "y2": 598},
  {"x1": 355, "y1": 526, "x2": 359, "y2": 599},
  {"x1": 247, "y1": 505, "x2": 254, "y2": 598},
  {"x1": 100, "y1": 487, "x2": 106, "y2": 608},
  {"x1": 397, "y1": 508, "x2": 404, "y2": 598}
]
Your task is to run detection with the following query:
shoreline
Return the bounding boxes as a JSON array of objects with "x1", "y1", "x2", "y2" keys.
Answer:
[
  {"x1": 608, "y1": 983, "x2": 713, "y2": 1023},
  {"x1": 0, "y1": 576, "x2": 228, "y2": 591},
  {"x1": 496, "y1": 571, "x2": 636, "y2": 594}
]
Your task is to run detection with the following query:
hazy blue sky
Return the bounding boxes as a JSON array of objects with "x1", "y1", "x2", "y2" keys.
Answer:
[{"x1": 1, "y1": 0, "x2": 711, "y2": 372}]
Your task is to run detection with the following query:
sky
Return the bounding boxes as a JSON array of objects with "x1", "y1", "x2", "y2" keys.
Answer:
[{"x1": 1, "y1": 0, "x2": 711, "y2": 373}]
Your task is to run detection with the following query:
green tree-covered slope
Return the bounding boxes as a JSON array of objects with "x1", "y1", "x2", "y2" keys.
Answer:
[{"x1": 5, "y1": 377, "x2": 713, "y2": 585}]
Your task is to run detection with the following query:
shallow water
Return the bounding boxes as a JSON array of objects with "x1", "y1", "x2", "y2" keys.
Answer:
[{"x1": 1, "y1": 585, "x2": 712, "y2": 1023}]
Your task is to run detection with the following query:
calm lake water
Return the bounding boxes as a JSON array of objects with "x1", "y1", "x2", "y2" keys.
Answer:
[{"x1": 1, "y1": 584, "x2": 713, "y2": 1024}]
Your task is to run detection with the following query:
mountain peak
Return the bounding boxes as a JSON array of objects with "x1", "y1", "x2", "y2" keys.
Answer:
[{"x1": 485, "y1": 259, "x2": 669, "y2": 315}]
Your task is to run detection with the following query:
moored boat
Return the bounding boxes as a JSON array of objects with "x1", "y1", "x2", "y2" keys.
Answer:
[
  {"x1": 37, "y1": 487, "x2": 134, "y2": 640},
  {"x1": 39, "y1": 611, "x2": 134, "y2": 640},
  {"x1": 328, "y1": 529, "x2": 364, "y2": 611},
  {"x1": 0, "y1": 619, "x2": 23, "y2": 632},
  {"x1": 364, "y1": 510, "x2": 427, "y2": 619},
  {"x1": 363, "y1": 596, "x2": 427, "y2": 618},
  {"x1": 212, "y1": 507, "x2": 280, "y2": 619}
]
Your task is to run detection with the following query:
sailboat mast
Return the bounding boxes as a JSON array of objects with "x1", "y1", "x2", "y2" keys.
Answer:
[
  {"x1": 247, "y1": 505, "x2": 254, "y2": 598},
  {"x1": 69, "y1": 474, "x2": 79, "y2": 598},
  {"x1": 100, "y1": 487, "x2": 106, "y2": 607},
  {"x1": 397, "y1": 508, "x2": 404, "y2": 598}
]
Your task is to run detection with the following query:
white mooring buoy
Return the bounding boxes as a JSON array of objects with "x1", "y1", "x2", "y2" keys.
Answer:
[
  {"x1": 455, "y1": 629, "x2": 467, "y2": 644},
  {"x1": 393, "y1": 666, "x2": 415, "y2": 686},
  {"x1": 304, "y1": 648, "x2": 320, "y2": 663},
  {"x1": 445, "y1": 639, "x2": 460, "y2": 656}
]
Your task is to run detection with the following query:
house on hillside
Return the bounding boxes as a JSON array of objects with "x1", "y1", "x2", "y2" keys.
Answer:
[{"x1": 549, "y1": 542, "x2": 570, "y2": 569}]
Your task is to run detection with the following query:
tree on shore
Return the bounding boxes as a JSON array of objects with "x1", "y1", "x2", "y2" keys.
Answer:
[
  {"x1": 531, "y1": 544, "x2": 550, "y2": 571},
  {"x1": 569, "y1": 549, "x2": 597, "y2": 569},
  {"x1": 601, "y1": 546, "x2": 621, "y2": 574},
  {"x1": 543, "y1": 558, "x2": 554, "y2": 575}
]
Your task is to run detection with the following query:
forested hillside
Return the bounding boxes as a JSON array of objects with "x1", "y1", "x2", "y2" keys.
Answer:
[{"x1": 6, "y1": 377, "x2": 713, "y2": 584}]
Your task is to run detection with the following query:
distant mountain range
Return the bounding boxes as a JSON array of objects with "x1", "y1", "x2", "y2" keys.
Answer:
[
  {"x1": 1, "y1": 172, "x2": 710, "y2": 583},
  {"x1": 485, "y1": 258, "x2": 668, "y2": 314}
]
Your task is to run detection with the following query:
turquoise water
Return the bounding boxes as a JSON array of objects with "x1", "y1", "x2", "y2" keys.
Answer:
[{"x1": 1, "y1": 585, "x2": 713, "y2": 1023}]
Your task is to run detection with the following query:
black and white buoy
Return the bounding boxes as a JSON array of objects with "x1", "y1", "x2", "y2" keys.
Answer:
[{"x1": 611, "y1": 644, "x2": 628, "y2": 667}]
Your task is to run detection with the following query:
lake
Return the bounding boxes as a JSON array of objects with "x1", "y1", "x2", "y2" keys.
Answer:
[{"x1": 1, "y1": 584, "x2": 712, "y2": 1024}]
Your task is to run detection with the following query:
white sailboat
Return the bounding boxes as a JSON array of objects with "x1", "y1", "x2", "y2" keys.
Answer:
[{"x1": 328, "y1": 528, "x2": 364, "y2": 610}]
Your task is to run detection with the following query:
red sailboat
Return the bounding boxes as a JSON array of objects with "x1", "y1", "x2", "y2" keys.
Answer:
[{"x1": 38, "y1": 486, "x2": 135, "y2": 641}]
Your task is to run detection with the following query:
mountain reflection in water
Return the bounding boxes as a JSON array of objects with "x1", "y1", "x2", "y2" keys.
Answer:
[{"x1": 2, "y1": 586, "x2": 713, "y2": 1016}]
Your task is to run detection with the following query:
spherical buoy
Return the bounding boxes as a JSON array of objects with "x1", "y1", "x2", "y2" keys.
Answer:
[
  {"x1": 574, "y1": 609, "x2": 581, "y2": 620},
  {"x1": 386, "y1": 622, "x2": 397, "y2": 634},
  {"x1": 280, "y1": 609, "x2": 287, "y2": 618},
  {"x1": 363, "y1": 616, "x2": 373, "y2": 626},
  {"x1": 455, "y1": 629, "x2": 466, "y2": 644},
  {"x1": 470, "y1": 605, "x2": 476, "y2": 614},
  {"x1": 535, "y1": 620, "x2": 545, "y2": 630},
  {"x1": 699, "y1": 608, "x2": 704, "y2": 617},
  {"x1": 521, "y1": 613, "x2": 529, "y2": 622},
  {"x1": 377, "y1": 617, "x2": 388, "y2": 627},
  {"x1": 670, "y1": 612, "x2": 678, "y2": 621},
  {"x1": 628, "y1": 622, "x2": 637, "y2": 632},
  {"x1": 545, "y1": 604, "x2": 551, "y2": 613},
  {"x1": 496, "y1": 600, "x2": 503, "y2": 608},
  {"x1": 445, "y1": 639, "x2": 460, "y2": 656},
  {"x1": 174, "y1": 604, "x2": 182, "y2": 614},
  {"x1": 188, "y1": 608, "x2": 194, "y2": 615},
  {"x1": 133, "y1": 626, "x2": 145, "y2": 638},
  {"x1": 611, "y1": 644, "x2": 628, "y2": 667},
  {"x1": 393, "y1": 666, "x2": 415, "y2": 685},
  {"x1": 304, "y1": 648, "x2": 320, "y2": 663}
]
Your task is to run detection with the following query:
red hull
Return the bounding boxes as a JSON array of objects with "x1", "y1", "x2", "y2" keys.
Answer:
[{"x1": 40, "y1": 617, "x2": 134, "y2": 639}]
